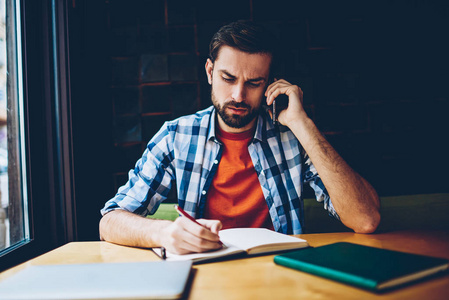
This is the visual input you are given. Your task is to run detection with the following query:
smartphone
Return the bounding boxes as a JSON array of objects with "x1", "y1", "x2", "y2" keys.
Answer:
[
  {"x1": 272, "y1": 94, "x2": 289, "y2": 125},
  {"x1": 265, "y1": 77, "x2": 289, "y2": 125}
]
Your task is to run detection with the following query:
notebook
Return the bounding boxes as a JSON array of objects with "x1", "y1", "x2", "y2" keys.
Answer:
[
  {"x1": 0, "y1": 260, "x2": 192, "y2": 300},
  {"x1": 153, "y1": 228, "x2": 309, "y2": 263},
  {"x1": 274, "y1": 242, "x2": 449, "y2": 292}
]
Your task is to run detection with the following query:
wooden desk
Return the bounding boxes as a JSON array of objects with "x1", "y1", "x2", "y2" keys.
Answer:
[{"x1": 1, "y1": 230, "x2": 448, "y2": 299}]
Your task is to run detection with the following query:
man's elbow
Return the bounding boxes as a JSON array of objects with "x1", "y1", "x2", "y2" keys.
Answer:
[
  {"x1": 99, "y1": 214, "x2": 108, "y2": 241},
  {"x1": 353, "y1": 211, "x2": 381, "y2": 234},
  {"x1": 99, "y1": 211, "x2": 116, "y2": 241}
]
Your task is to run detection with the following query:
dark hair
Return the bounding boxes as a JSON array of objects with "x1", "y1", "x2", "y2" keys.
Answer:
[{"x1": 209, "y1": 20, "x2": 279, "y2": 75}]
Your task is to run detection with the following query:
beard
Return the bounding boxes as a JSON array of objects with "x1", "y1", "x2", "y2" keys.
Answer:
[{"x1": 211, "y1": 87, "x2": 260, "y2": 129}]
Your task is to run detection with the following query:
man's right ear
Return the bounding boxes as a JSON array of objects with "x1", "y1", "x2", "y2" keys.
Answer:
[{"x1": 205, "y1": 59, "x2": 213, "y2": 85}]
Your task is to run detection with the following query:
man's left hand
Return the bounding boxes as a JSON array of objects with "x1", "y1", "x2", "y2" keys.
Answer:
[{"x1": 264, "y1": 79, "x2": 307, "y2": 127}]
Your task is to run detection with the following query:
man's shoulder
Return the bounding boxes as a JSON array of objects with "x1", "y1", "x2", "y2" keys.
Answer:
[
  {"x1": 161, "y1": 106, "x2": 214, "y2": 139},
  {"x1": 148, "y1": 106, "x2": 214, "y2": 149},
  {"x1": 258, "y1": 108, "x2": 297, "y2": 142},
  {"x1": 165, "y1": 106, "x2": 213, "y2": 129}
]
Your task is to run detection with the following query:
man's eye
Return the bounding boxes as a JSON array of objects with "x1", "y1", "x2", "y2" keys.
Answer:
[
  {"x1": 248, "y1": 82, "x2": 261, "y2": 88},
  {"x1": 222, "y1": 77, "x2": 234, "y2": 82}
]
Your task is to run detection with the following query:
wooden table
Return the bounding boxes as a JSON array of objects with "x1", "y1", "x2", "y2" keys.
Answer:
[{"x1": 1, "y1": 230, "x2": 448, "y2": 299}]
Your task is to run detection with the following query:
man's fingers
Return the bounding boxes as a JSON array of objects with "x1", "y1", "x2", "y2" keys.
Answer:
[
  {"x1": 178, "y1": 217, "x2": 221, "y2": 242},
  {"x1": 265, "y1": 79, "x2": 294, "y2": 105},
  {"x1": 197, "y1": 219, "x2": 223, "y2": 234},
  {"x1": 165, "y1": 217, "x2": 222, "y2": 254},
  {"x1": 265, "y1": 80, "x2": 303, "y2": 107},
  {"x1": 174, "y1": 231, "x2": 221, "y2": 254}
]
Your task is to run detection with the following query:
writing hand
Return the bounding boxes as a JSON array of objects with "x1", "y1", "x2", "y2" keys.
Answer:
[{"x1": 160, "y1": 217, "x2": 223, "y2": 255}]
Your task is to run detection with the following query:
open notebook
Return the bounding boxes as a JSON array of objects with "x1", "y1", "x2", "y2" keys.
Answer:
[
  {"x1": 0, "y1": 260, "x2": 192, "y2": 300},
  {"x1": 154, "y1": 228, "x2": 309, "y2": 263}
]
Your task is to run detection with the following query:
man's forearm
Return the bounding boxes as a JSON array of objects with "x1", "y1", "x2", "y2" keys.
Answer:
[
  {"x1": 289, "y1": 113, "x2": 380, "y2": 233},
  {"x1": 99, "y1": 210, "x2": 172, "y2": 248}
]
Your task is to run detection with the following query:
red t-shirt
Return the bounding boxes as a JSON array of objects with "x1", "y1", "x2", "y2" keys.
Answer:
[{"x1": 204, "y1": 126, "x2": 273, "y2": 230}]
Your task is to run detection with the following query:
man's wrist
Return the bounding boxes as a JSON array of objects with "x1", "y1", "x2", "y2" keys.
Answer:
[
  {"x1": 284, "y1": 110, "x2": 311, "y2": 130},
  {"x1": 143, "y1": 218, "x2": 172, "y2": 248}
]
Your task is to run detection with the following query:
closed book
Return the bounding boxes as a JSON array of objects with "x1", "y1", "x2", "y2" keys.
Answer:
[{"x1": 274, "y1": 242, "x2": 449, "y2": 292}]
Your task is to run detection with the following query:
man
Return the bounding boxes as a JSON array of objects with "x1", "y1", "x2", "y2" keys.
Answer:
[{"x1": 100, "y1": 20, "x2": 380, "y2": 255}]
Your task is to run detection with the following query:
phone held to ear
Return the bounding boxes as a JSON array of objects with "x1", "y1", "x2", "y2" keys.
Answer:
[{"x1": 271, "y1": 94, "x2": 289, "y2": 125}]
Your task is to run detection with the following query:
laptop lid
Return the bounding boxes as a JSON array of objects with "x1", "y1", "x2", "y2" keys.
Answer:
[{"x1": 0, "y1": 260, "x2": 192, "y2": 300}]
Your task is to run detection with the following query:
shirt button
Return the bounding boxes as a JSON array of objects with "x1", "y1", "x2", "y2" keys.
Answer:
[
  {"x1": 214, "y1": 159, "x2": 219, "y2": 164},
  {"x1": 202, "y1": 190, "x2": 207, "y2": 195}
]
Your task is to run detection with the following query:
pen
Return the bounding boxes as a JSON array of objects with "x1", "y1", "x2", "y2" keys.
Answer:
[
  {"x1": 272, "y1": 99, "x2": 277, "y2": 125},
  {"x1": 174, "y1": 205, "x2": 223, "y2": 246}
]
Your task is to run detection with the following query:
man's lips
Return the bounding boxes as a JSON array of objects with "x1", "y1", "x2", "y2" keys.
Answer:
[{"x1": 226, "y1": 106, "x2": 248, "y2": 115}]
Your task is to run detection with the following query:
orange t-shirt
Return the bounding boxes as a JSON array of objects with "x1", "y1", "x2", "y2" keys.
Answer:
[{"x1": 204, "y1": 126, "x2": 273, "y2": 230}]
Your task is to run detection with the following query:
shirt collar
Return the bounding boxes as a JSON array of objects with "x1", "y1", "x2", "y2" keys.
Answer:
[{"x1": 207, "y1": 108, "x2": 218, "y2": 142}]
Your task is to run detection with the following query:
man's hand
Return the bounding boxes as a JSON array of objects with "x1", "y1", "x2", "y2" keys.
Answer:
[
  {"x1": 99, "y1": 209, "x2": 223, "y2": 254},
  {"x1": 264, "y1": 79, "x2": 381, "y2": 234},
  {"x1": 265, "y1": 79, "x2": 307, "y2": 127},
  {"x1": 160, "y1": 217, "x2": 223, "y2": 255}
]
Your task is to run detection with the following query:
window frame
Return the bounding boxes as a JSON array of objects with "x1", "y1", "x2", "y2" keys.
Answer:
[{"x1": 0, "y1": 0, "x2": 76, "y2": 272}]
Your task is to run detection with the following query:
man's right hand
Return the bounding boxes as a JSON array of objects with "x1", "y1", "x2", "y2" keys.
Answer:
[
  {"x1": 159, "y1": 217, "x2": 223, "y2": 255},
  {"x1": 99, "y1": 210, "x2": 223, "y2": 255}
]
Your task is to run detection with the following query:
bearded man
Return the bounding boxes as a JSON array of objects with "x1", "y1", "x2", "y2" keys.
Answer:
[{"x1": 100, "y1": 20, "x2": 380, "y2": 255}]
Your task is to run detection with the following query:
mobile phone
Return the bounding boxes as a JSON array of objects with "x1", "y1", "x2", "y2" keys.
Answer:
[{"x1": 272, "y1": 94, "x2": 289, "y2": 125}]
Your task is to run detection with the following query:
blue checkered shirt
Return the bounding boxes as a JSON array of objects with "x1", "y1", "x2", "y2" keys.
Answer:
[{"x1": 101, "y1": 106, "x2": 339, "y2": 234}]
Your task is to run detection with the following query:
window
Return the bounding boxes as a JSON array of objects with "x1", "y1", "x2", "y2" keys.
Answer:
[
  {"x1": 0, "y1": 0, "x2": 77, "y2": 272},
  {"x1": 0, "y1": 0, "x2": 6, "y2": 250},
  {"x1": 0, "y1": 0, "x2": 30, "y2": 253}
]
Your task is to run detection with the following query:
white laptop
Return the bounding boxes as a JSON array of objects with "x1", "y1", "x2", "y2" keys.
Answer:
[{"x1": 0, "y1": 260, "x2": 192, "y2": 300}]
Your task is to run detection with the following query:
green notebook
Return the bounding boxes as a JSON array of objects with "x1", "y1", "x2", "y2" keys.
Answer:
[{"x1": 274, "y1": 242, "x2": 449, "y2": 292}]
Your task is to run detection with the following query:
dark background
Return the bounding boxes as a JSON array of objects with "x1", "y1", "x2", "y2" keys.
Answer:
[{"x1": 67, "y1": 0, "x2": 449, "y2": 240}]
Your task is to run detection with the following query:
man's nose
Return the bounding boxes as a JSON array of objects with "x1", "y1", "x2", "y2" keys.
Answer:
[{"x1": 231, "y1": 83, "x2": 246, "y2": 102}]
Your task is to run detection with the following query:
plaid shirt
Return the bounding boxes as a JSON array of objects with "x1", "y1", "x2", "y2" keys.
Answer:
[{"x1": 101, "y1": 106, "x2": 338, "y2": 234}]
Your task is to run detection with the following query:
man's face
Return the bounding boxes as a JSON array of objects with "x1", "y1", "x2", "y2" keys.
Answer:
[{"x1": 205, "y1": 46, "x2": 271, "y2": 133}]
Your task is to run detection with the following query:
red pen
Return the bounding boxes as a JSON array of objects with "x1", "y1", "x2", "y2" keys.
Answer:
[{"x1": 174, "y1": 205, "x2": 223, "y2": 246}]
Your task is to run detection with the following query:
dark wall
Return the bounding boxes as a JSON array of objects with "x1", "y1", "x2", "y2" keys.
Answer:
[
  {"x1": 69, "y1": 0, "x2": 449, "y2": 240},
  {"x1": 69, "y1": 1, "x2": 112, "y2": 241}
]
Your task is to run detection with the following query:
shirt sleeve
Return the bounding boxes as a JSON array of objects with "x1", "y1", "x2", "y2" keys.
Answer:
[
  {"x1": 302, "y1": 151, "x2": 340, "y2": 220},
  {"x1": 100, "y1": 123, "x2": 175, "y2": 217}
]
